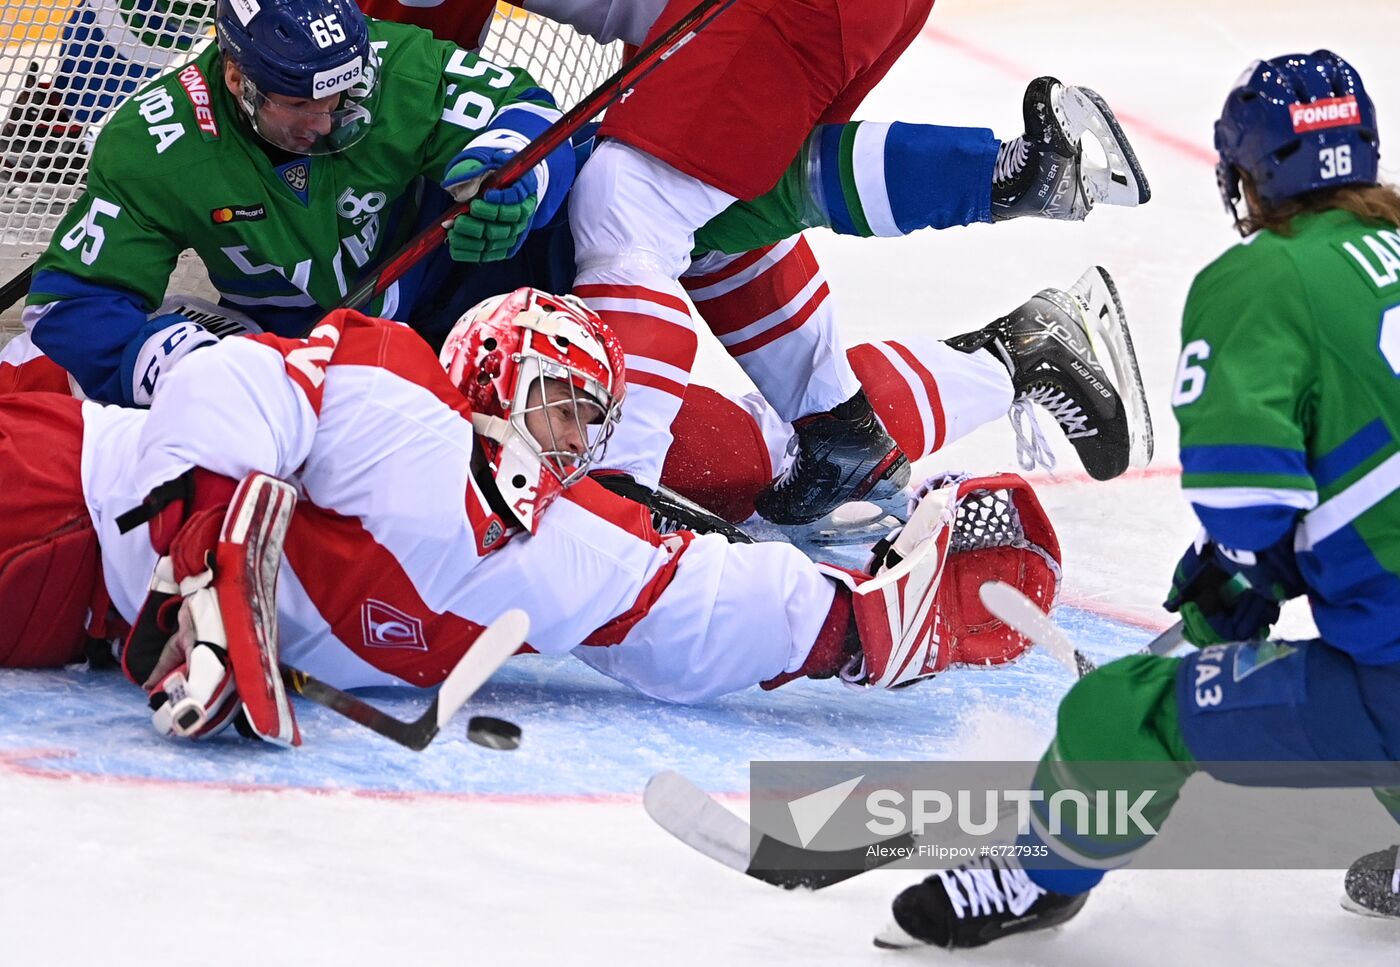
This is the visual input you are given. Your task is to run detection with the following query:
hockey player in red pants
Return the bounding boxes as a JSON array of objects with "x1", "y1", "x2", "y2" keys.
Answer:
[
  {"x1": 0, "y1": 288, "x2": 1060, "y2": 746},
  {"x1": 358, "y1": 0, "x2": 1154, "y2": 528}
]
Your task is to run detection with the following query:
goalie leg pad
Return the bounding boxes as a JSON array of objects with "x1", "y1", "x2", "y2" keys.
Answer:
[
  {"x1": 217, "y1": 473, "x2": 301, "y2": 747},
  {"x1": 0, "y1": 518, "x2": 101, "y2": 668}
]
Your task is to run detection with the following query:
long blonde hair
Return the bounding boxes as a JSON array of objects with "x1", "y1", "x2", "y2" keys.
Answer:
[{"x1": 1242, "y1": 182, "x2": 1400, "y2": 237}]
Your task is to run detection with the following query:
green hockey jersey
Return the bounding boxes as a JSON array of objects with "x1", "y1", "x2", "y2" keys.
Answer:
[
  {"x1": 1174, "y1": 208, "x2": 1400, "y2": 659},
  {"x1": 24, "y1": 18, "x2": 559, "y2": 402}
]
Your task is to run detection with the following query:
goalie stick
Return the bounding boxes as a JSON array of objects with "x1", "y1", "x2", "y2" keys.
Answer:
[{"x1": 280, "y1": 608, "x2": 528, "y2": 751}]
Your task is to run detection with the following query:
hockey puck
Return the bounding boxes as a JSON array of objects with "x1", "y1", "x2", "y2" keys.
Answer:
[{"x1": 466, "y1": 715, "x2": 522, "y2": 751}]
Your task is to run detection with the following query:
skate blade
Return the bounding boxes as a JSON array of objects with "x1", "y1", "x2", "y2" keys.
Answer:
[
  {"x1": 1069, "y1": 266, "x2": 1154, "y2": 470},
  {"x1": 1340, "y1": 893, "x2": 1400, "y2": 920},
  {"x1": 1058, "y1": 85, "x2": 1151, "y2": 208},
  {"x1": 767, "y1": 493, "x2": 910, "y2": 548}
]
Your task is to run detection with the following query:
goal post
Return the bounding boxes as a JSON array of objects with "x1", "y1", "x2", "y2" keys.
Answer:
[{"x1": 0, "y1": 0, "x2": 621, "y2": 340}]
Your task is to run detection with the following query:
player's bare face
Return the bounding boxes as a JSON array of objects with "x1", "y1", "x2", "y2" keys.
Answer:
[{"x1": 523, "y1": 377, "x2": 603, "y2": 471}]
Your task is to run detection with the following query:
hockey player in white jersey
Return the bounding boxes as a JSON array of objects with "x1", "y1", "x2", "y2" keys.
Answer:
[{"x1": 0, "y1": 288, "x2": 1061, "y2": 743}]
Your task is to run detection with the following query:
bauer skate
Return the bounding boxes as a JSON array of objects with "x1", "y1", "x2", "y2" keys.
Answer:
[
  {"x1": 993, "y1": 75, "x2": 1150, "y2": 222},
  {"x1": 1342, "y1": 846, "x2": 1400, "y2": 919},
  {"x1": 875, "y1": 855, "x2": 1088, "y2": 950},
  {"x1": 949, "y1": 266, "x2": 1153, "y2": 481},
  {"x1": 753, "y1": 389, "x2": 910, "y2": 527}
]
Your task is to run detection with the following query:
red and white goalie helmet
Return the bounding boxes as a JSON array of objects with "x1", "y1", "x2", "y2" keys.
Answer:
[{"x1": 440, "y1": 287, "x2": 626, "y2": 532}]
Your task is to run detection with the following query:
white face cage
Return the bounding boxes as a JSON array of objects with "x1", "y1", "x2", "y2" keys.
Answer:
[{"x1": 508, "y1": 352, "x2": 618, "y2": 488}]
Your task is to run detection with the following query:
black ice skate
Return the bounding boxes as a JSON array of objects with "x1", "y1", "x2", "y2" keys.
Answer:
[
  {"x1": 992, "y1": 75, "x2": 1150, "y2": 222},
  {"x1": 874, "y1": 855, "x2": 1088, "y2": 951},
  {"x1": 1342, "y1": 846, "x2": 1400, "y2": 919},
  {"x1": 753, "y1": 389, "x2": 910, "y2": 526},
  {"x1": 948, "y1": 266, "x2": 1153, "y2": 481}
]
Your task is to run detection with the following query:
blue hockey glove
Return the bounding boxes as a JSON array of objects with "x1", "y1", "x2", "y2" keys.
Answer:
[
  {"x1": 442, "y1": 146, "x2": 539, "y2": 263},
  {"x1": 1163, "y1": 530, "x2": 1304, "y2": 647}
]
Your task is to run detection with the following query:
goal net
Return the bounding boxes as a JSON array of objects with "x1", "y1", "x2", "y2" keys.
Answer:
[{"x1": 0, "y1": 0, "x2": 620, "y2": 340}]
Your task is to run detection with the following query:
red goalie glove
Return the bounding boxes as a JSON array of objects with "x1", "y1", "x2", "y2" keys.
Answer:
[{"x1": 768, "y1": 472, "x2": 1061, "y2": 691}]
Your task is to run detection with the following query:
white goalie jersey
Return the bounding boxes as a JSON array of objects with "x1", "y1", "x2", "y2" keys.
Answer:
[{"x1": 78, "y1": 310, "x2": 837, "y2": 702}]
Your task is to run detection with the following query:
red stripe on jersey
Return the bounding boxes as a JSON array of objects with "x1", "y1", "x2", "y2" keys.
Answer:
[
  {"x1": 625, "y1": 369, "x2": 689, "y2": 400},
  {"x1": 848, "y1": 343, "x2": 925, "y2": 457},
  {"x1": 725, "y1": 282, "x2": 830, "y2": 358},
  {"x1": 886, "y1": 340, "x2": 946, "y2": 453},
  {"x1": 563, "y1": 478, "x2": 695, "y2": 647},
  {"x1": 680, "y1": 243, "x2": 776, "y2": 289},
  {"x1": 687, "y1": 238, "x2": 820, "y2": 337},
  {"x1": 592, "y1": 310, "x2": 698, "y2": 373},
  {"x1": 283, "y1": 504, "x2": 521, "y2": 686},
  {"x1": 572, "y1": 283, "x2": 692, "y2": 318}
]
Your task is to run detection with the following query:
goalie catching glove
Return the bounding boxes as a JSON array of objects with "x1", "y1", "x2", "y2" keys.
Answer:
[
  {"x1": 117, "y1": 469, "x2": 300, "y2": 746},
  {"x1": 764, "y1": 472, "x2": 1062, "y2": 690}
]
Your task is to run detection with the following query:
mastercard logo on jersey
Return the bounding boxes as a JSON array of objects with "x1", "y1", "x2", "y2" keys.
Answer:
[
  {"x1": 211, "y1": 204, "x2": 267, "y2": 224},
  {"x1": 1290, "y1": 96, "x2": 1361, "y2": 133}
]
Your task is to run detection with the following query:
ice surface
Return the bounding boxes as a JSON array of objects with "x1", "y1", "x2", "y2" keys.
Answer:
[{"x1": 4, "y1": 0, "x2": 1400, "y2": 962}]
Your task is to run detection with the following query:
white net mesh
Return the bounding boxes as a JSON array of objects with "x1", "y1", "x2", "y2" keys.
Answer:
[
  {"x1": 0, "y1": 0, "x2": 621, "y2": 341},
  {"x1": 950, "y1": 487, "x2": 1027, "y2": 555}
]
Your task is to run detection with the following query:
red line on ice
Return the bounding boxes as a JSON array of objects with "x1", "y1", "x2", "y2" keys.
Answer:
[{"x1": 919, "y1": 26, "x2": 1219, "y2": 167}]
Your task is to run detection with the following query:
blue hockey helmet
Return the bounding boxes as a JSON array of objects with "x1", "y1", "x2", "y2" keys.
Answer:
[
  {"x1": 215, "y1": 0, "x2": 379, "y2": 155},
  {"x1": 1215, "y1": 51, "x2": 1379, "y2": 223}
]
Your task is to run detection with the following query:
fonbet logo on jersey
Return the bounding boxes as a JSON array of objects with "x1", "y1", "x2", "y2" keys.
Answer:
[{"x1": 177, "y1": 64, "x2": 220, "y2": 139}]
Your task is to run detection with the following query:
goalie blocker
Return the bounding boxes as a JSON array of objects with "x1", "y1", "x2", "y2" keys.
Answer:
[
  {"x1": 766, "y1": 472, "x2": 1061, "y2": 690},
  {"x1": 118, "y1": 470, "x2": 300, "y2": 746}
]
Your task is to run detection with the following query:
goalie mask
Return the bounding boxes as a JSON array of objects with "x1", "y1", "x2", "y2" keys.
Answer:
[
  {"x1": 440, "y1": 288, "x2": 626, "y2": 533},
  {"x1": 216, "y1": 0, "x2": 379, "y2": 155}
]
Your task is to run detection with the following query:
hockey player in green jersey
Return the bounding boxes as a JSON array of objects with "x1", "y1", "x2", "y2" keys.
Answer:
[
  {"x1": 876, "y1": 50, "x2": 1400, "y2": 949},
  {"x1": 21, "y1": 0, "x2": 574, "y2": 406}
]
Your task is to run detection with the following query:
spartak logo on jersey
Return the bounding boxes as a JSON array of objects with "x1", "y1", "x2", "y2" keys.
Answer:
[
  {"x1": 1290, "y1": 96, "x2": 1361, "y2": 133},
  {"x1": 177, "y1": 64, "x2": 220, "y2": 140},
  {"x1": 361, "y1": 599, "x2": 428, "y2": 651}
]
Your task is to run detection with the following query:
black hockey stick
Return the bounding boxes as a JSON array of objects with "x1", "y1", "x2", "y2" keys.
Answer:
[
  {"x1": 0, "y1": 263, "x2": 31, "y2": 315},
  {"x1": 644, "y1": 770, "x2": 916, "y2": 890},
  {"x1": 280, "y1": 608, "x2": 528, "y2": 750}
]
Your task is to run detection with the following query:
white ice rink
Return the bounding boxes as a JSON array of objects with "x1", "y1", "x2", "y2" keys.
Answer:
[{"x1": 5, "y1": 1, "x2": 1400, "y2": 963}]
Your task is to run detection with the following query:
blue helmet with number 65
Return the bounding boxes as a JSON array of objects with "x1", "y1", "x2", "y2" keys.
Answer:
[
  {"x1": 215, "y1": 0, "x2": 379, "y2": 155},
  {"x1": 1214, "y1": 51, "x2": 1379, "y2": 223}
]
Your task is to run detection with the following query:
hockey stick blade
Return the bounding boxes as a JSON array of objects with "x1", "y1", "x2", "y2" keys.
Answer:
[
  {"x1": 644, "y1": 771, "x2": 915, "y2": 890},
  {"x1": 281, "y1": 608, "x2": 528, "y2": 750},
  {"x1": 980, "y1": 581, "x2": 1186, "y2": 677},
  {"x1": 978, "y1": 581, "x2": 1088, "y2": 676}
]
